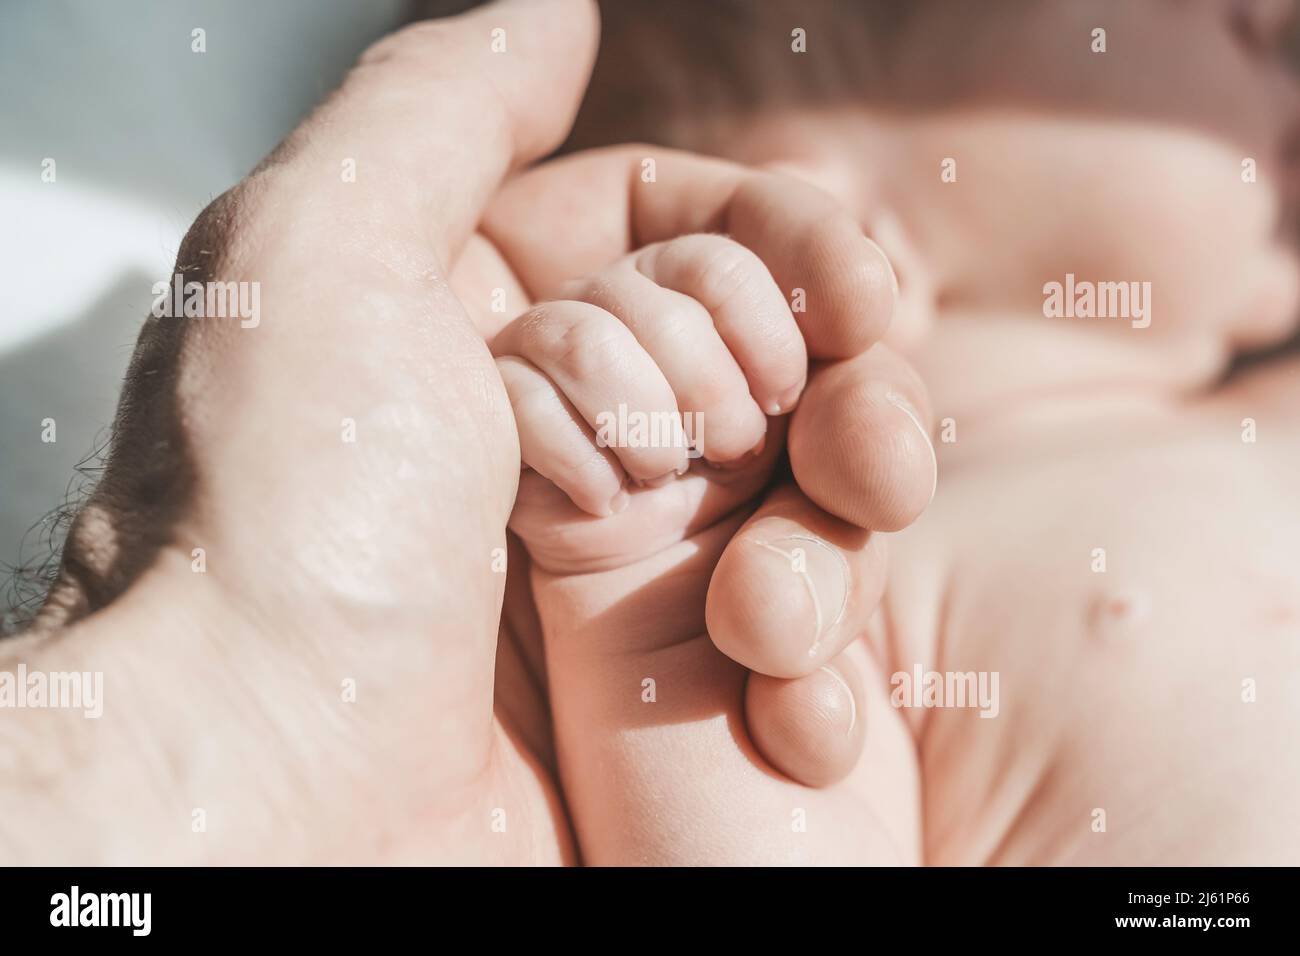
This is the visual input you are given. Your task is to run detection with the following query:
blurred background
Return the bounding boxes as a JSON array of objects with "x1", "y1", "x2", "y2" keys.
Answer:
[{"x1": 0, "y1": 0, "x2": 422, "y2": 622}]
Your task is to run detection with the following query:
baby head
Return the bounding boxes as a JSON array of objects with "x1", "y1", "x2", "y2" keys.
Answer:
[{"x1": 567, "y1": 0, "x2": 1300, "y2": 377}]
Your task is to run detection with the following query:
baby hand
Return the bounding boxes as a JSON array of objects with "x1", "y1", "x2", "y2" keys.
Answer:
[
  {"x1": 475, "y1": 147, "x2": 933, "y2": 864},
  {"x1": 493, "y1": 230, "x2": 801, "y2": 511}
]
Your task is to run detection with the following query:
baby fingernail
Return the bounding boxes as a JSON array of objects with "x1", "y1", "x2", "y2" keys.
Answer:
[
  {"x1": 635, "y1": 470, "x2": 677, "y2": 489},
  {"x1": 767, "y1": 383, "x2": 804, "y2": 416},
  {"x1": 711, "y1": 434, "x2": 766, "y2": 471},
  {"x1": 607, "y1": 489, "x2": 630, "y2": 515}
]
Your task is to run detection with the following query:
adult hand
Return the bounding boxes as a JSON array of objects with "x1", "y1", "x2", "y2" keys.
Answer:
[{"x1": 2, "y1": 0, "x2": 597, "y2": 864}]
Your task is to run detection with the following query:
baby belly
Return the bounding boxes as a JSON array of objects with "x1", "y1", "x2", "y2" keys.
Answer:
[{"x1": 902, "y1": 446, "x2": 1300, "y2": 865}]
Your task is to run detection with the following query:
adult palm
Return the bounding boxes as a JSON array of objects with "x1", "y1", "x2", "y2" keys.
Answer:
[{"x1": 4, "y1": 0, "x2": 595, "y2": 864}]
